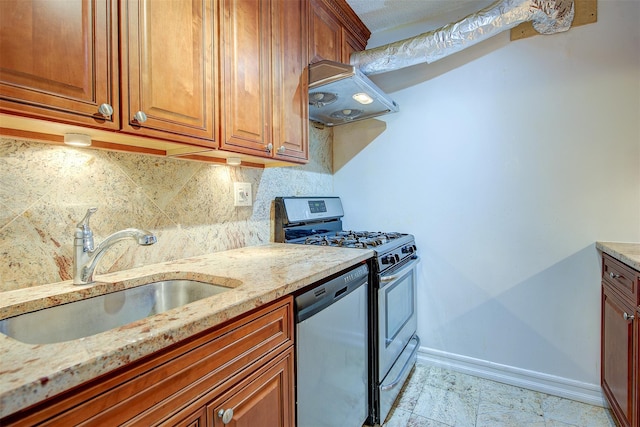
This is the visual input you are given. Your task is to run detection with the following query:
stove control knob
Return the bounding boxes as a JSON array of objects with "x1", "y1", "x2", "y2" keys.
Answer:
[
  {"x1": 382, "y1": 255, "x2": 396, "y2": 265},
  {"x1": 403, "y1": 245, "x2": 416, "y2": 254}
]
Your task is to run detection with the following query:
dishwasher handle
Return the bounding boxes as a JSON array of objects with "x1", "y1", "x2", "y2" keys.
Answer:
[{"x1": 295, "y1": 263, "x2": 369, "y2": 322}]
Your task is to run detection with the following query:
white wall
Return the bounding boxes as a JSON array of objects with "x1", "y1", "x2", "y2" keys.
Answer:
[{"x1": 334, "y1": 0, "x2": 640, "y2": 399}]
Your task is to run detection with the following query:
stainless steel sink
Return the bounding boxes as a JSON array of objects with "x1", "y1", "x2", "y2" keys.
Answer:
[{"x1": 0, "y1": 280, "x2": 231, "y2": 344}]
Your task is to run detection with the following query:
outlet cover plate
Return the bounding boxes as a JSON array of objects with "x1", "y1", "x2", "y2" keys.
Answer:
[{"x1": 234, "y1": 182, "x2": 252, "y2": 206}]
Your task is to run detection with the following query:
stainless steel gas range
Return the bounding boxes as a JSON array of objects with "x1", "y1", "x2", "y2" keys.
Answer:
[{"x1": 275, "y1": 196, "x2": 420, "y2": 426}]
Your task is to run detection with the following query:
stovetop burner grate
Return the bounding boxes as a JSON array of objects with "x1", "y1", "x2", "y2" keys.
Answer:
[{"x1": 301, "y1": 231, "x2": 405, "y2": 248}]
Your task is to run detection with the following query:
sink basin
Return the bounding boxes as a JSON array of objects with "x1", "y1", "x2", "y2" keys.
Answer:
[{"x1": 0, "y1": 280, "x2": 230, "y2": 344}]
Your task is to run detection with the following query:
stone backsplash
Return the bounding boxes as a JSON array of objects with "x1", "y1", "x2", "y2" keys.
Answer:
[{"x1": 0, "y1": 127, "x2": 333, "y2": 291}]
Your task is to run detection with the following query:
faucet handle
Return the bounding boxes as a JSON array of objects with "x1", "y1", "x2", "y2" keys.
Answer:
[
  {"x1": 76, "y1": 207, "x2": 98, "y2": 252},
  {"x1": 77, "y1": 207, "x2": 98, "y2": 229}
]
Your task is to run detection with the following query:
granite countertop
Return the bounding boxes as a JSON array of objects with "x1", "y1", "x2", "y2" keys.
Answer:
[
  {"x1": 596, "y1": 241, "x2": 640, "y2": 271},
  {"x1": 0, "y1": 243, "x2": 373, "y2": 419}
]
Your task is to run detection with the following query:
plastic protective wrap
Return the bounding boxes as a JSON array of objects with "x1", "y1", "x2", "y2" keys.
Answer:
[{"x1": 350, "y1": 0, "x2": 574, "y2": 75}]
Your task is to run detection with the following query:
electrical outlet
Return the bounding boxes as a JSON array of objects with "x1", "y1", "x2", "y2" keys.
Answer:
[{"x1": 234, "y1": 182, "x2": 252, "y2": 207}]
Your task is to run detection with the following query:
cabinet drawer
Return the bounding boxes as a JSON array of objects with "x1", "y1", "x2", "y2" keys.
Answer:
[
  {"x1": 602, "y1": 254, "x2": 639, "y2": 305},
  {"x1": 3, "y1": 296, "x2": 293, "y2": 426}
]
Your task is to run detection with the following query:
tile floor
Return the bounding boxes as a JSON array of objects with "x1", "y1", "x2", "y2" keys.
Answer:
[{"x1": 382, "y1": 363, "x2": 617, "y2": 427}]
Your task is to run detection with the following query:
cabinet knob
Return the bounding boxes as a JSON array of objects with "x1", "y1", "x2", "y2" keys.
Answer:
[
  {"x1": 98, "y1": 103, "x2": 113, "y2": 118},
  {"x1": 265, "y1": 143, "x2": 273, "y2": 153},
  {"x1": 609, "y1": 272, "x2": 620, "y2": 279},
  {"x1": 623, "y1": 312, "x2": 635, "y2": 321},
  {"x1": 277, "y1": 146, "x2": 286, "y2": 154},
  {"x1": 217, "y1": 408, "x2": 234, "y2": 424},
  {"x1": 133, "y1": 111, "x2": 148, "y2": 123}
]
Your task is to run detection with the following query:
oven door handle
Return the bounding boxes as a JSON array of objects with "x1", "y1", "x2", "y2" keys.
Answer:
[
  {"x1": 380, "y1": 335, "x2": 421, "y2": 391},
  {"x1": 380, "y1": 257, "x2": 420, "y2": 283}
]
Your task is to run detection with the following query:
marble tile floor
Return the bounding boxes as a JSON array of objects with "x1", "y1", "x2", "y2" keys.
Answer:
[{"x1": 382, "y1": 363, "x2": 617, "y2": 427}]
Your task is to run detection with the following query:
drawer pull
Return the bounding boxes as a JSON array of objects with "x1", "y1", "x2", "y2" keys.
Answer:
[
  {"x1": 218, "y1": 408, "x2": 234, "y2": 424},
  {"x1": 609, "y1": 272, "x2": 621, "y2": 279},
  {"x1": 623, "y1": 312, "x2": 634, "y2": 321}
]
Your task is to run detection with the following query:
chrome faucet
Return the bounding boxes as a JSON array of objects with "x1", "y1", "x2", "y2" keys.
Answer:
[{"x1": 73, "y1": 207, "x2": 158, "y2": 285}]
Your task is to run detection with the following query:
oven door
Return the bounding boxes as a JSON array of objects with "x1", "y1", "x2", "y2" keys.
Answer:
[{"x1": 378, "y1": 256, "x2": 419, "y2": 380}]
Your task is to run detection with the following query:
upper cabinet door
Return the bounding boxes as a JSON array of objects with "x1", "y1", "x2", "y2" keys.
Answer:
[
  {"x1": 219, "y1": 0, "x2": 272, "y2": 156},
  {"x1": 341, "y1": 28, "x2": 361, "y2": 63},
  {"x1": 0, "y1": 0, "x2": 119, "y2": 129},
  {"x1": 271, "y1": 0, "x2": 309, "y2": 162},
  {"x1": 308, "y1": 0, "x2": 370, "y2": 64},
  {"x1": 121, "y1": 0, "x2": 216, "y2": 146},
  {"x1": 308, "y1": 0, "x2": 341, "y2": 63}
]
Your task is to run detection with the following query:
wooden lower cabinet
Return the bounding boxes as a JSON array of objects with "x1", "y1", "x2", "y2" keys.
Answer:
[
  {"x1": 168, "y1": 347, "x2": 294, "y2": 427},
  {"x1": 602, "y1": 284, "x2": 636, "y2": 427},
  {"x1": 207, "y1": 348, "x2": 294, "y2": 427},
  {"x1": 601, "y1": 253, "x2": 639, "y2": 427},
  {"x1": 637, "y1": 305, "x2": 640, "y2": 427},
  {"x1": 1, "y1": 296, "x2": 294, "y2": 427},
  {"x1": 174, "y1": 408, "x2": 207, "y2": 427}
]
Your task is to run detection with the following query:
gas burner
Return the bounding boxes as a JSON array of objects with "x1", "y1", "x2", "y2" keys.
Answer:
[
  {"x1": 338, "y1": 238, "x2": 358, "y2": 247},
  {"x1": 358, "y1": 237, "x2": 383, "y2": 248},
  {"x1": 305, "y1": 236, "x2": 331, "y2": 245},
  {"x1": 332, "y1": 231, "x2": 406, "y2": 247}
]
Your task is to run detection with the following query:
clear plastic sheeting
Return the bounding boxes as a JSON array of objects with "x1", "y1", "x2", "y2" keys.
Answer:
[{"x1": 350, "y1": 0, "x2": 574, "y2": 75}]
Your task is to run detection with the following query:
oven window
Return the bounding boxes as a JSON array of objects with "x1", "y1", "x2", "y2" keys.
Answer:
[{"x1": 385, "y1": 271, "x2": 414, "y2": 346}]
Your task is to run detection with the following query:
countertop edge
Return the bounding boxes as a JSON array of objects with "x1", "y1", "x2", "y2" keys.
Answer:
[{"x1": 596, "y1": 241, "x2": 640, "y2": 272}]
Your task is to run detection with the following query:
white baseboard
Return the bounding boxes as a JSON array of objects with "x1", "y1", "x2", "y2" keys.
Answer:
[{"x1": 417, "y1": 346, "x2": 608, "y2": 408}]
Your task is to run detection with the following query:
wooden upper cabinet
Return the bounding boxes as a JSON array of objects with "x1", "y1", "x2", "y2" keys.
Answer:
[
  {"x1": 0, "y1": 0, "x2": 119, "y2": 129},
  {"x1": 0, "y1": 0, "x2": 315, "y2": 164},
  {"x1": 309, "y1": 0, "x2": 342, "y2": 63},
  {"x1": 120, "y1": 0, "x2": 217, "y2": 146},
  {"x1": 220, "y1": 0, "x2": 308, "y2": 163},
  {"x1": 308, "y1": 0, "x2": 370, "y2": 64},
  {"x1": 342, "y1": 28, "x2": 362, "y2": 64},
  {"x1": 219, "y1": 0, "x2": 272, "y2": 155},
  {"x1": 271, "y1": 0, "x2": 309, "y2": 162}
]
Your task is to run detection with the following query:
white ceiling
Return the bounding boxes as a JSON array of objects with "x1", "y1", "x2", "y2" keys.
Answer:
[{"x1": 345, "y1": 0, "x2": 496, "y2": 34}]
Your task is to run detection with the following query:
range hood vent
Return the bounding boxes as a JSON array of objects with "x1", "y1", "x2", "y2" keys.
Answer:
[
  {"x1": 350, "y1": 0, "x2": 575, "y2": 76},
  {"x1": 308, "y1": 60, "x2": 399, "y2": 126}
]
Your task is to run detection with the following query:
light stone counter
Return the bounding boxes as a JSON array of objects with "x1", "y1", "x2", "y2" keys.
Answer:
[
  {"x1": 596, "y1": 241, "x2": 640, "y2": 271},
  {"x1": 0, "y1": 243, "x2": 373, "y2": 418}
]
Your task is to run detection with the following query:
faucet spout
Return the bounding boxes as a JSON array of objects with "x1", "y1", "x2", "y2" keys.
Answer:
[{"x1": 72, "y1": 208, "x2": 157, "y2": 285}]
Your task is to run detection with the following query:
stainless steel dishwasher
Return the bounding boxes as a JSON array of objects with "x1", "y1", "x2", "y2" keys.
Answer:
[{"x1": 295, "y1": 263, "x2": 369, "y2": 427}]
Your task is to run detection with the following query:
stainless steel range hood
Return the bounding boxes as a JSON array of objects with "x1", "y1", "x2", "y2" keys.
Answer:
[{"x1": 308, "y1": 60, "x2": 399, "y2": 126}]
